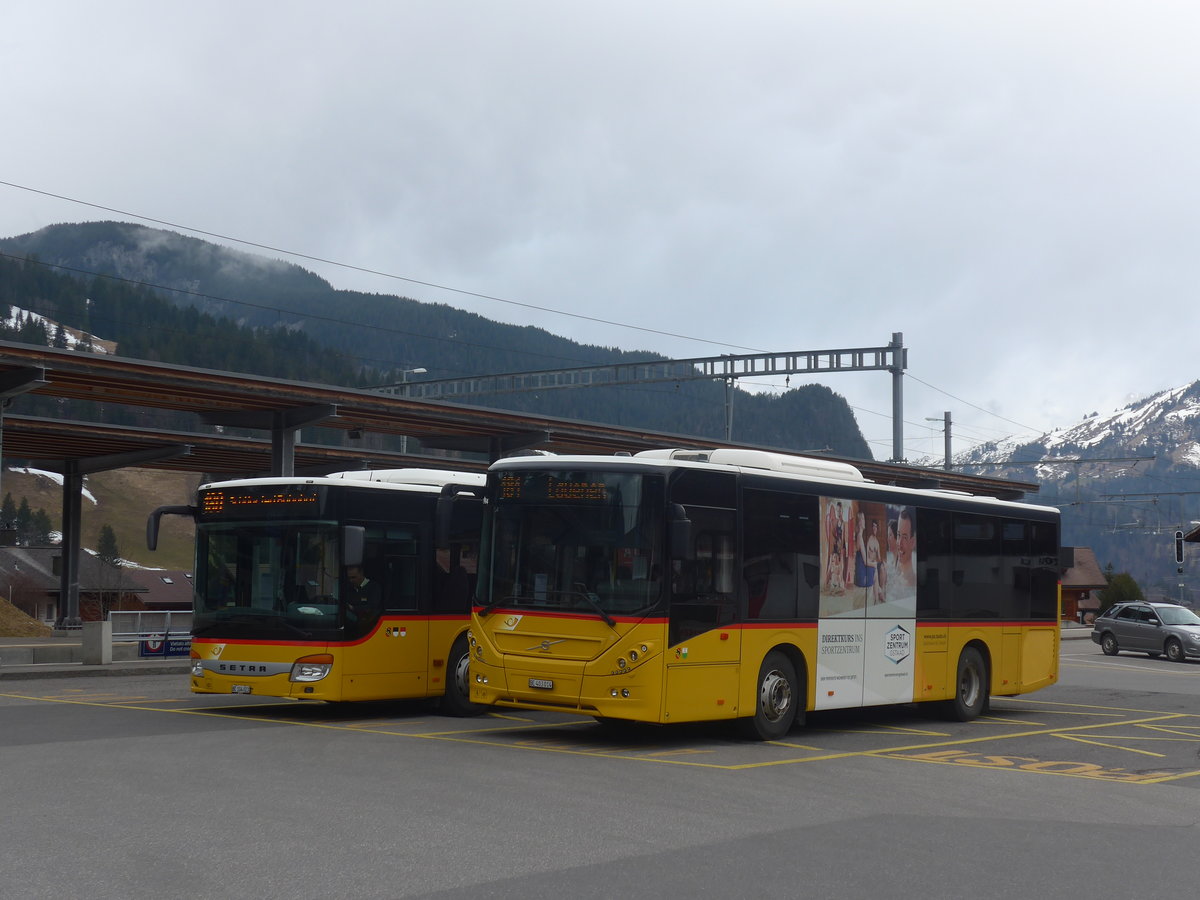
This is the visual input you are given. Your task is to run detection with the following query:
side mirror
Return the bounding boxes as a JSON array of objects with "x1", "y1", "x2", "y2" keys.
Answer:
[
  {"x1": 146, "y1": 505, "x2": 196, "y2": 551},
  {"x1": 435, "y1": 483, "x2": 485, "y2": 547}
]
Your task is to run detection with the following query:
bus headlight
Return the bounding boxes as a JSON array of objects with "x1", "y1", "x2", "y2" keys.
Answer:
[
  {"x1": 290, "y1": 654, "x2": 334, "y2": 682},
  {"x1": 190, "y1": 652, "x2": 203, "y2": 678}
]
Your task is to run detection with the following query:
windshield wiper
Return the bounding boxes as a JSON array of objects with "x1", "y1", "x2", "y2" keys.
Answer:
[
  {"x1": 280, "y1": 620, "x2": 313, "y2": 639},
  {"x1": 571, "y1": 590, "x2": 616, "y2": 628},
  {"x1": 477, "y1": 590, "x2": 615, "y2": 627},
  {"x1": 476, "y1": 596, "x2": 517, "y2": 617}
]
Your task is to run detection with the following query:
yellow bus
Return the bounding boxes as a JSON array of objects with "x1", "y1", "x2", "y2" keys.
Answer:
[
  {"x1": 466, "y1": 448, "x2": 1061, "y2": 739},
  {"x1": 148, "y1": 468, "x2": 485, "y2": 711}
]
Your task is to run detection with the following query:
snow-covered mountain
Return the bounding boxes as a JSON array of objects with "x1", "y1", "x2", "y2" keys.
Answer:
[
  {"x1": 936, "y1": 382, "x2": 1200, "y2": 600},
  {"x1": 954, "y1": 383, "x2": 1200, "y2": 473}
]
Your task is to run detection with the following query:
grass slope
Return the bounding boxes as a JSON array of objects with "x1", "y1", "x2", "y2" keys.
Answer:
[
  {"x1": 0, "y1": 596, "x2": 52, "y2": 636},
  {"x1": 4, "y1": 468, "x2": 201, "y2": 571}
]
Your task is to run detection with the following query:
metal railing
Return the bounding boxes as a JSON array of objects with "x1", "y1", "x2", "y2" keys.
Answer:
[{"x1": 107, "y1": 610, "x2": 192, "y2": 641}]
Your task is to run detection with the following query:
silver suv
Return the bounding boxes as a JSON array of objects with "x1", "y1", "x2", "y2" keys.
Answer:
[{"x1": 1091, "y1": 601, "x2": 1200, "y2": 662}]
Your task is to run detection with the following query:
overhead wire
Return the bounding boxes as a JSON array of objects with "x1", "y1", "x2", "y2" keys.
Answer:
[
  {"x1": 1, "y1": 180, "x2": 1053, "y2": 447},
  {"x1": 0, "y1": 252, "x2": 744, "y2": 416},
  {"x1": 0, "y1": 180, "x2": 767, "y2": 354}
]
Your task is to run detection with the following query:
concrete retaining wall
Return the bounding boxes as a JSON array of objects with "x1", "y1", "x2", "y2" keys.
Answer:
[{"x1": 0, "y1": 642, "x2": 144, "y2": 666}]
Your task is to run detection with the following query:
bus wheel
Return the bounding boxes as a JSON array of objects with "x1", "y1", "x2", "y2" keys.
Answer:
[
  {"x1": 738, "y1": 651, "x2": 798, "y2": 741},
  {"x1": 944, "y1": 646, "x2": 987, "y2": 721},
  {"x1": 440, "y1": 635, "x2": 483, "y2": 717}
]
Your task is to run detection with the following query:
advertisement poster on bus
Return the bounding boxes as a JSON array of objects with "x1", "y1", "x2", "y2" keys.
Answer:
[
  {"x1": 815, "y1": 497, "x2": 916, "y2": 710},
  {"x1": 818, "y1": 497, "x2": 916, "y2": 619}
]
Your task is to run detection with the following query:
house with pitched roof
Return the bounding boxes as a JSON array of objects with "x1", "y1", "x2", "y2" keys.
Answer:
[
  {"x1": 0, "y1": 546, "x2": 192, "y2": 624},
  {"x1": 1061, "y1": 546, "x2": 1108, "y2": 624}
]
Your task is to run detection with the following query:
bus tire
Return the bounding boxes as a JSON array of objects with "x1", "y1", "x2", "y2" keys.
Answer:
[
  {"x1": 738, "y1": 650, "x2": 799, "y2": 741},
  {"x1": 943, "y1": 645, "x2": 987, "y2": 721},
  {"x1": 439, "y1": 635, "x2": 483, "y2": 717}
]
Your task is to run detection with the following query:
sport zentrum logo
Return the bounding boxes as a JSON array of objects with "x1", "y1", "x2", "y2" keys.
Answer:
[{"x1": 883, "y1": 625, "x2": 911, "y2": 665}]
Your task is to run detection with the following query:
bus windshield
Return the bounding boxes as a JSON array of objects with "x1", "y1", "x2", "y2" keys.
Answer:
[
  {"x1": 480, "y1": 469, "x2": 666, "y2": 619},
  {"x1": 195, "y1": 520, "x2": 347, "y2": 638}
]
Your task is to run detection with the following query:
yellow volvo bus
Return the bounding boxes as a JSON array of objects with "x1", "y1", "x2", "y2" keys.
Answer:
[
  {"x1": 466, "y1": 448, "x2": 1061, "y2": 739},
  {"x1": 149, "y1": 468, "x2": 484, "y2": 712}
]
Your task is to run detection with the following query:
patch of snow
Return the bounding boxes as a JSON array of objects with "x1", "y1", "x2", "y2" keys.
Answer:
[
  {"x1": 8, "y1": 467, "x2": 98, "y2": 504},
  {"x1": 1, "y1": 306, "x2": 113, "y2": 354},
  {"x1": 1179, "y1": 443, "x2": 1200, "y2": 468}
]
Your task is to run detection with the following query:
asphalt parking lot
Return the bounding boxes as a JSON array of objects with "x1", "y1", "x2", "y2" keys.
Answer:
[{"x1": 2, "y1": 632, "x2": 1198, "y2": 899}]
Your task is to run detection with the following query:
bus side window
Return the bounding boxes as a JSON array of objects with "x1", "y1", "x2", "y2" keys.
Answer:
[
  {"x1": 383, "y1": 553, "x2": 420, "y2": 611},
  {"x1": 434, "y1": 540, "x2": 478, "y2": 614},
  {"x1": 741, "y1": 488, "x2": 819, "y2": 620},
  {"x1": 1028, "y1": 521, "x2": 1059, "y2": 620},
  {"x1": 953, "y1": 514, "x2": 1002, "y2": 618},
  {"x1": 917, "y1": 509, "x2": 952, "y2": 618}
]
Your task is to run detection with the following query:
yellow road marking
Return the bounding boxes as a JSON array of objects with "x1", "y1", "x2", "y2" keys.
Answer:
[
  {"x1": 1054, "y1": 733, "x2": 1166, "y2": 757},
  {"x1": 4, "y1": 689, "x2": 1200, "y2": 782}
]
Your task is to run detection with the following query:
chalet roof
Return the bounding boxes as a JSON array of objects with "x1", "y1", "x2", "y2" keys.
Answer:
[
  {"x1": 0, "y1": 546, "x2": 146, "y2": 594},
  {"x1": 123, "y1": 568, "x2": 194, "y2": 608},
  {"x1": 1062, "y1": 546, "x2": 1107, "y2": 591}
]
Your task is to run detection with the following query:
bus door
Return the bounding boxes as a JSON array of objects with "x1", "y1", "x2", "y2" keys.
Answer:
[
  {"x1": 341, "y1": 524, "x2": 429, "y2": 698},
  {"x1": 664, "y1": 488, "x2": 741, "y2": 721}
]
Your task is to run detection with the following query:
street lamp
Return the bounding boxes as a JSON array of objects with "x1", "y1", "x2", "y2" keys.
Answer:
[
  {"x1": 925, "y1": 412, "x2": 952, "y2": 471},
  {"x1": 399, "y1": 367, "x2": 427, "y2": 455},
  {"x1": 399, "y1": 367, "x2": 428, "y2": 390}
]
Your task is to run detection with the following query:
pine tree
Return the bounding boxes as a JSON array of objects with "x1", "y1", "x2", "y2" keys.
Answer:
[
  {"x1": 97, "y1": 524, "x2": 121, "y2": 567},
  {"x1": 15, "y1": 497, "x2": 32, "y2": 544},
  {"x1": 31, "y1": 509, "x2": 54, "y2": 544}
]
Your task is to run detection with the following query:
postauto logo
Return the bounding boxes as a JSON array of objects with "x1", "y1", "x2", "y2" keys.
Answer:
[{"x1": 883, "y1": 624, "x2": 911, "y2": 665}]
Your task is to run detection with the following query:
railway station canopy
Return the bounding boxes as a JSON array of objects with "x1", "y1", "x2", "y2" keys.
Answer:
[{"x1": 0, "y1": 341, "x2": 1038, "y2": 499}]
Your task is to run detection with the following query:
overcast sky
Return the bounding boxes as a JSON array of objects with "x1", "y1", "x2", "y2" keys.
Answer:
[{"x1": 4, "y1": 1, "x2": 1199, "y2": 462}]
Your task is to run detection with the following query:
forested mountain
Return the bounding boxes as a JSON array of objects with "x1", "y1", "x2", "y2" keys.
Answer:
[{"x1": 0, "y1": 222, "x2": 871, "y2": 458}]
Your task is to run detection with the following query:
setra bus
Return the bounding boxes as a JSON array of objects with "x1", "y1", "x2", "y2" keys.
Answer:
[
  {"x1": 466, "y1": 448, "x2": 1061, "y2": 739},
  {"x1": 148, "y1": 467, "x2": 485, "y2": 711}
]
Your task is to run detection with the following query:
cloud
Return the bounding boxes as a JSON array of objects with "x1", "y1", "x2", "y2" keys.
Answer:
[{"x1": 4, "y1": 0, "x2": 1200, "y2": 459}]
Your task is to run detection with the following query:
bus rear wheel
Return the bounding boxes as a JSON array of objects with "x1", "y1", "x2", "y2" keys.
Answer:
[
  {"x1": 738, "y1": 650, "x2": 800, "y2": 741},
  {"x1": 439, "y1": 635, "x2": 483, "y2": 717},
  {"x1": 943, "y1": 646, "x2": 987, "y2": 721}
]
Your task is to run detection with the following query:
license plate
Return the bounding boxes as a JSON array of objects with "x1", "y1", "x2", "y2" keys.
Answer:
[
  {"x1": 528, "y1": 678, "x2": 554, "y2": 690},
  {"x1": 231, "y1": 684, "x2": 252, "y2": 694}
]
